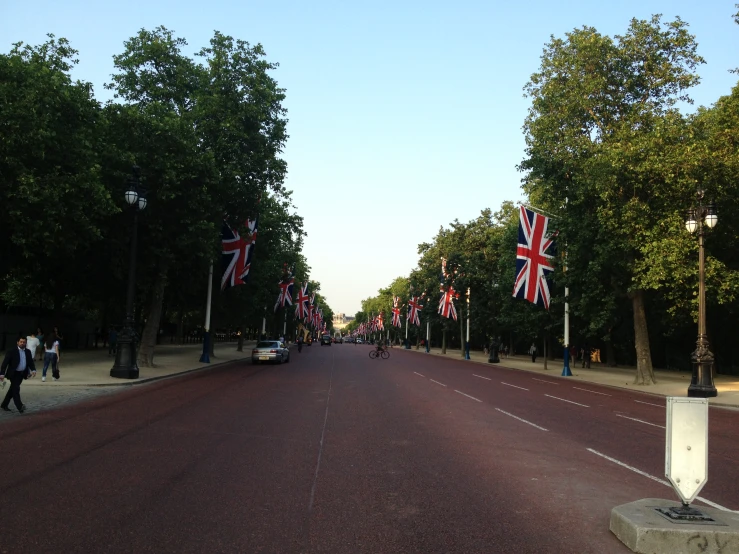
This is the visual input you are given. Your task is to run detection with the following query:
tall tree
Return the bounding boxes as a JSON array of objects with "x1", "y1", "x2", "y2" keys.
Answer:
[{"x1": 521, "y1": 15, "x2": 706, "y2": 384}]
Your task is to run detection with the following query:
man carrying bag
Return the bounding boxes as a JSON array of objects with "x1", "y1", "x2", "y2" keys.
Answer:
[{"x1": 1, "y1": 337, "x2": 37, "y2": 413}]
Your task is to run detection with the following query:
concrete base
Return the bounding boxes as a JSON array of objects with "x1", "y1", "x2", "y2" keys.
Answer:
[{"x1": 610, "y1": 498, "x2": 739, "y2": 553}]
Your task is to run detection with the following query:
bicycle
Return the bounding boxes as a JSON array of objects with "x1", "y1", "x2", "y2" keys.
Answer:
[{"x1": 369, "y1": 349, "x2": 390, "y2": 360}]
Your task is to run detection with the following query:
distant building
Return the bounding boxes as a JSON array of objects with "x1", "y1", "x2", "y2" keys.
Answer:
[{"x1": 332, "y1": 313, "x2": 355, "y2": 330}]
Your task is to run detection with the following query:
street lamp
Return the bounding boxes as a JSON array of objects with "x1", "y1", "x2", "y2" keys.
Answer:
[
  {"x1": 684, "y1": 188, "x2": 718, "y2": 398},
  {"x1": 111, "y1": 166, "x2": 147, "y2": 379}
]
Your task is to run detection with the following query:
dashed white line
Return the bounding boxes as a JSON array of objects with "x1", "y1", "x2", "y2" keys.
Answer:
[
  {"x1": 532, "y1": 378, "x2": 559, "y2": 385},
  {"x1": 472, "y1": 374, "x2": 492, "y2": 381},
  {"x1": 495, "y1": 408, "x2": 548, "y2": 431},
  {"x1": 455, "y1": 390, "x2": 482, "y2": 402},
  {"x1": 586, "y1": 448, "x2": 737, "y2": 513},
  {"x1": 429, "y1": 379, "x2": 447, "y2": 387},
  {"x1": 544, "y1": 394, "x2": 589, "y2": 407},
  {"x1": 634, "y1": 400, "x2": 663, "y2": 408},
  {"x1": 615, "y1": 414, "x2": 665, "y2": 429},
  {"x1": 413, "y1": 371, "x2": 425, "y2": 377},
  {"x1": 572, "y1": 386, "x2": 611, "y2": 396},
  {"x1": 501, "y1": 382, "x2": 529, "y2": 391}
]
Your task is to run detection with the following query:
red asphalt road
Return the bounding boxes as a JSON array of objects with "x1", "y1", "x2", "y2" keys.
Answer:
[{"x1": 1, "y1": 344, "x2": 735, "y2": 553}]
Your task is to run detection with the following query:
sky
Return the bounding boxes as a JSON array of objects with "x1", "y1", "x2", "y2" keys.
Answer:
[{"x1": 3, "y1": 0, "x2": 738, "y2": 315}]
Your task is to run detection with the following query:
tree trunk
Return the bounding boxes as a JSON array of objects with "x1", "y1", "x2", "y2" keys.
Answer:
[
  {"x1": 176, "y1": 313, "x2": 184, "y2": 345},
  {"x1": 442, "y1": 328, "x2": 447, "y2": 354},
  {"x1": 631, "y1": 289, "x2": 656, "y2": 385},
  {"x1": 460, "y1": 316, "x2": 465, "y2": 357},
  {"x1": 137, "y1": 262, "x2": 168, "y2": 368},
  {"x1": 605, "y1": 340, "x2": 617, "y2": 367}
]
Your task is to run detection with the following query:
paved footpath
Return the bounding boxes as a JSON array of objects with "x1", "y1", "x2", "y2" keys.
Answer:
[
  {"x1": 0, "y1": 341, "x2": 256, "y2": 417},
  {"x1": 402, "y1": 345, "x2": 739, "y2": 409}
]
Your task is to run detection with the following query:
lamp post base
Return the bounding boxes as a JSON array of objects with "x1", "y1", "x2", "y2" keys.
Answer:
[
  {"x1": 562, "y1": 348, "x2": 573, "y2": 377},
  {"x1": 688, "y1": 345, "x2": 718, "y2": 398},
  {"x1": 110, "y1": 326, "x2": 139, "y2": 379}
]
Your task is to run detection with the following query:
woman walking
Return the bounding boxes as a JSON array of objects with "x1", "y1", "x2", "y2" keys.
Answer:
[{"x1": 41, "y1": 333, "x2": 60, "y2": 382}]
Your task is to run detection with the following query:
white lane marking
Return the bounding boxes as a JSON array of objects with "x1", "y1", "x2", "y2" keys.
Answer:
[
  {"x1": 430, "y1": 379, "x2": 447, "y2": 387},
  {"x1": 572, "y1": 386, "x2": 611, "y2": 396},
  {"x1": 616, "y1": 414, "x2": 665, "y2": 429},
  {"x1": 495, "y1": 408, "x2": 548, "y2": 431},
  {"x1": 586, "y1": 448, "x2": 738, "y2": 513},
  {"x1": 455, "y1": 390, "x2": 482, "y2": 402},
  {"x1": 501, "y1": 382, "x2": 529, "y2": 391},
  {"x1": 472, "y1": 374, "x2": 492, "y2": 381},
  {"x1": 309, "y1": 351, "x2": 334, "y2": 511},
  {"x1": 634, "y1": 400, "x2": 663, "y2": 408},
  {"x1": 544, "y1": 394, "x2": 589, "y2": 407},
  {"x1": 532, "y1": 378, "x2": 559, "y2": 385},
  {"x1": 413, "y1": 371, "x2": 425, "y2": 377}
]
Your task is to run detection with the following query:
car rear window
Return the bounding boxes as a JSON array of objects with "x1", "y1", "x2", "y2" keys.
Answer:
[{"x1": 256, "y1": 341, "x2": 279, "y2": 348}]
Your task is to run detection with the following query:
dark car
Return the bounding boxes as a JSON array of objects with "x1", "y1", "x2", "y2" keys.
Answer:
[{"x1": 320, "y1": 335, "x2": 331, "y2": 346}]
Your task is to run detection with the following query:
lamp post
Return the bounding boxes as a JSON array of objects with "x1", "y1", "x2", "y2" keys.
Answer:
[
  {"x1": 685, "y1": 188, "x2": 718, "y2": 398},
  {"x1": 465, "y1": 287, "x2": 471, "y2": 360},
  {"x1": 111, "y1": 166, "x2": 147, "y2": 379}
]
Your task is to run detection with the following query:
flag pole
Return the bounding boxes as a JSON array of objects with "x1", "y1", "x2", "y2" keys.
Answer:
[
  {"x1": 425, "y1": 319, "x2": 430, "y2": 353},
  {"x1": 199, "y1": 263, "x2": 213, "y2": 363},
  {"x1": 562, "y1": 197, "x2": 572, "y2": 377}
]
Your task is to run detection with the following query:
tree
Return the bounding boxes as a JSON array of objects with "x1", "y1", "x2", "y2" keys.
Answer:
[{"x1": 521, "y1": 15, "x2": 706, "y2": 384}]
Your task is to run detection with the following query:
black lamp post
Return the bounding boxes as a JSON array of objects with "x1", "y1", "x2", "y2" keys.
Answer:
[
  {"x1": 684, "y1": 188, "x2": 718, "y2": 398},
  {"x1": 111, "y1": 166, "x2": 147, "y2": 379}
]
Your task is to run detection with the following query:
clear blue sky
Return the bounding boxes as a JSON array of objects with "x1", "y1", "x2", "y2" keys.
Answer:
[{"x1": 3, "y1": 1, "x2": 738, "y2": 315}]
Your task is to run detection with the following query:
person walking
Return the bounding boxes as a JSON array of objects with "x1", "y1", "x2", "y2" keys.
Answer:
[
  {"x1": 26, "y1": 331, "x2": 41, "y2": 360},
  {"x1": 108, "y1": 327, "x2": 118, "y2": 356},
  {"x1": 1, "y1": 336, "x2": 36, "y2": 413},
  {"x1": 36, "y1": 328, "x2": 45, "y2": 361},
  {"x1": 41, "y1": 333, "x2": 61, "y2": 382},
  {"x1": 529, "y1": 343, "x2": 537, "y2": 363}
]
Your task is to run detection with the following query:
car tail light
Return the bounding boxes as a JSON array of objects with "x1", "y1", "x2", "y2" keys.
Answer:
[
  {"x1": 270, "y1": 349, "x2": 277, "y2": 353},
  {"x1": 252, "y1": 349, "x2": 258, "y2": 354}
]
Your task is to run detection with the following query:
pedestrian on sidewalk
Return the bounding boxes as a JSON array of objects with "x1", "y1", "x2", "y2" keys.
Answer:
[
  {"x1": 1, "y1": 336, "x2": 36, "y2": 413},
  {"x1": 36, "y1": 328, "x2": 44, "y2": 361},
  {"x1": 41, "y1": 333, "x2": 61, "y2": 382},
  {"x1": 108, "y1": 327, "x2": 118, "y2": 356},
  {"x1": 529, "y1": 343, "x2": 537, "y2": 363},
  {"x1": 26, "y1": 331, "x2": 41, "y2": 360}
]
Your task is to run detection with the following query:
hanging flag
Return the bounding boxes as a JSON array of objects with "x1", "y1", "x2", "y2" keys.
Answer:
[
  {"x1": 438, "y1": 288, "x2": 458, "y2": 320},
  {"x1": 391, "y1": 297, "x2": 402, "y2": 327},
  {"x1": 438, "y1": 258, "x2": 459, "y2": 320},
  {"x1": 513, "y1": 206, "x2": 556, "y2": 309},
  {"x1": 377, "y1": 312, "x2": 385, "y2": 331},
  {"x1": 221, "y1": 217, "x2": 258, "y2": 291},
  {"x1": 295, "y1": 282, "x2": 310, "y2": 319},
  {"x1": 274, "y1": 269, "x2": 295, "y2": 312},
  {"x1": 407, "y1": 296, "x2": 423, "y2": 326}
]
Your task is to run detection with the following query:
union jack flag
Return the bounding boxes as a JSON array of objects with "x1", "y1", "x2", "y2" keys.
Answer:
[
  {"x1": 438, "y1": 287, "x2": 458, "y2": 320},
  {"x1": 306, "y1": 302, "x2": 315, "y2": 326},
  {"x1": 513, "y1": 206, "x2": 556, "y2": 309},
  {"x1": 391, "y1": 297, "x2": 402, "y2": 327},
  {"x1": 274, "y1": 272, "x2": 295, "y2": 312},
  {"x1": 221, "y1": 218, "x2": 257, "y2": 291},
  {"x1": 295, "y1": 282, "x2": 310, "y2": 319},
  {"x1": 377, "y1": 312, "x2": 385, "y2": 331},
  {"x1": 407, "y1": 296, "x2": 423, "y2": 326}
]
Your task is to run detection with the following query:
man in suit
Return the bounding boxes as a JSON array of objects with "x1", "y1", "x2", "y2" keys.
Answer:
[{"x1": 0, "y1": 336, "x2": 37, "y2": 413}]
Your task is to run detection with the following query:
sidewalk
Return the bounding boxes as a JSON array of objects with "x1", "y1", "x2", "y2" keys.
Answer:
[
  {"x1": 402, "y1": 345, "x2": 739, "y2": 409},
  {"x1": 22, "y1": 341, "x2": 256, "y2": 387}
]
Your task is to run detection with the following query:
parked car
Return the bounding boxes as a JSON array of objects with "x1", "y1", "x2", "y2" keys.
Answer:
[
  {"x1": 356, "y1": 338, "x2": 364, "y2": 344},
  {"x1": 252, "y1": 341, "x2": 290, "y2": 364},
  {"x1": 320, "y1": 335, "x2": 332, "y2": 346}
]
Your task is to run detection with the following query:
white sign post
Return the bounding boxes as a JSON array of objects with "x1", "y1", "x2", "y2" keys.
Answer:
[{"x1": 665, "y1": 397, "x2": 708, "y2": 506}]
